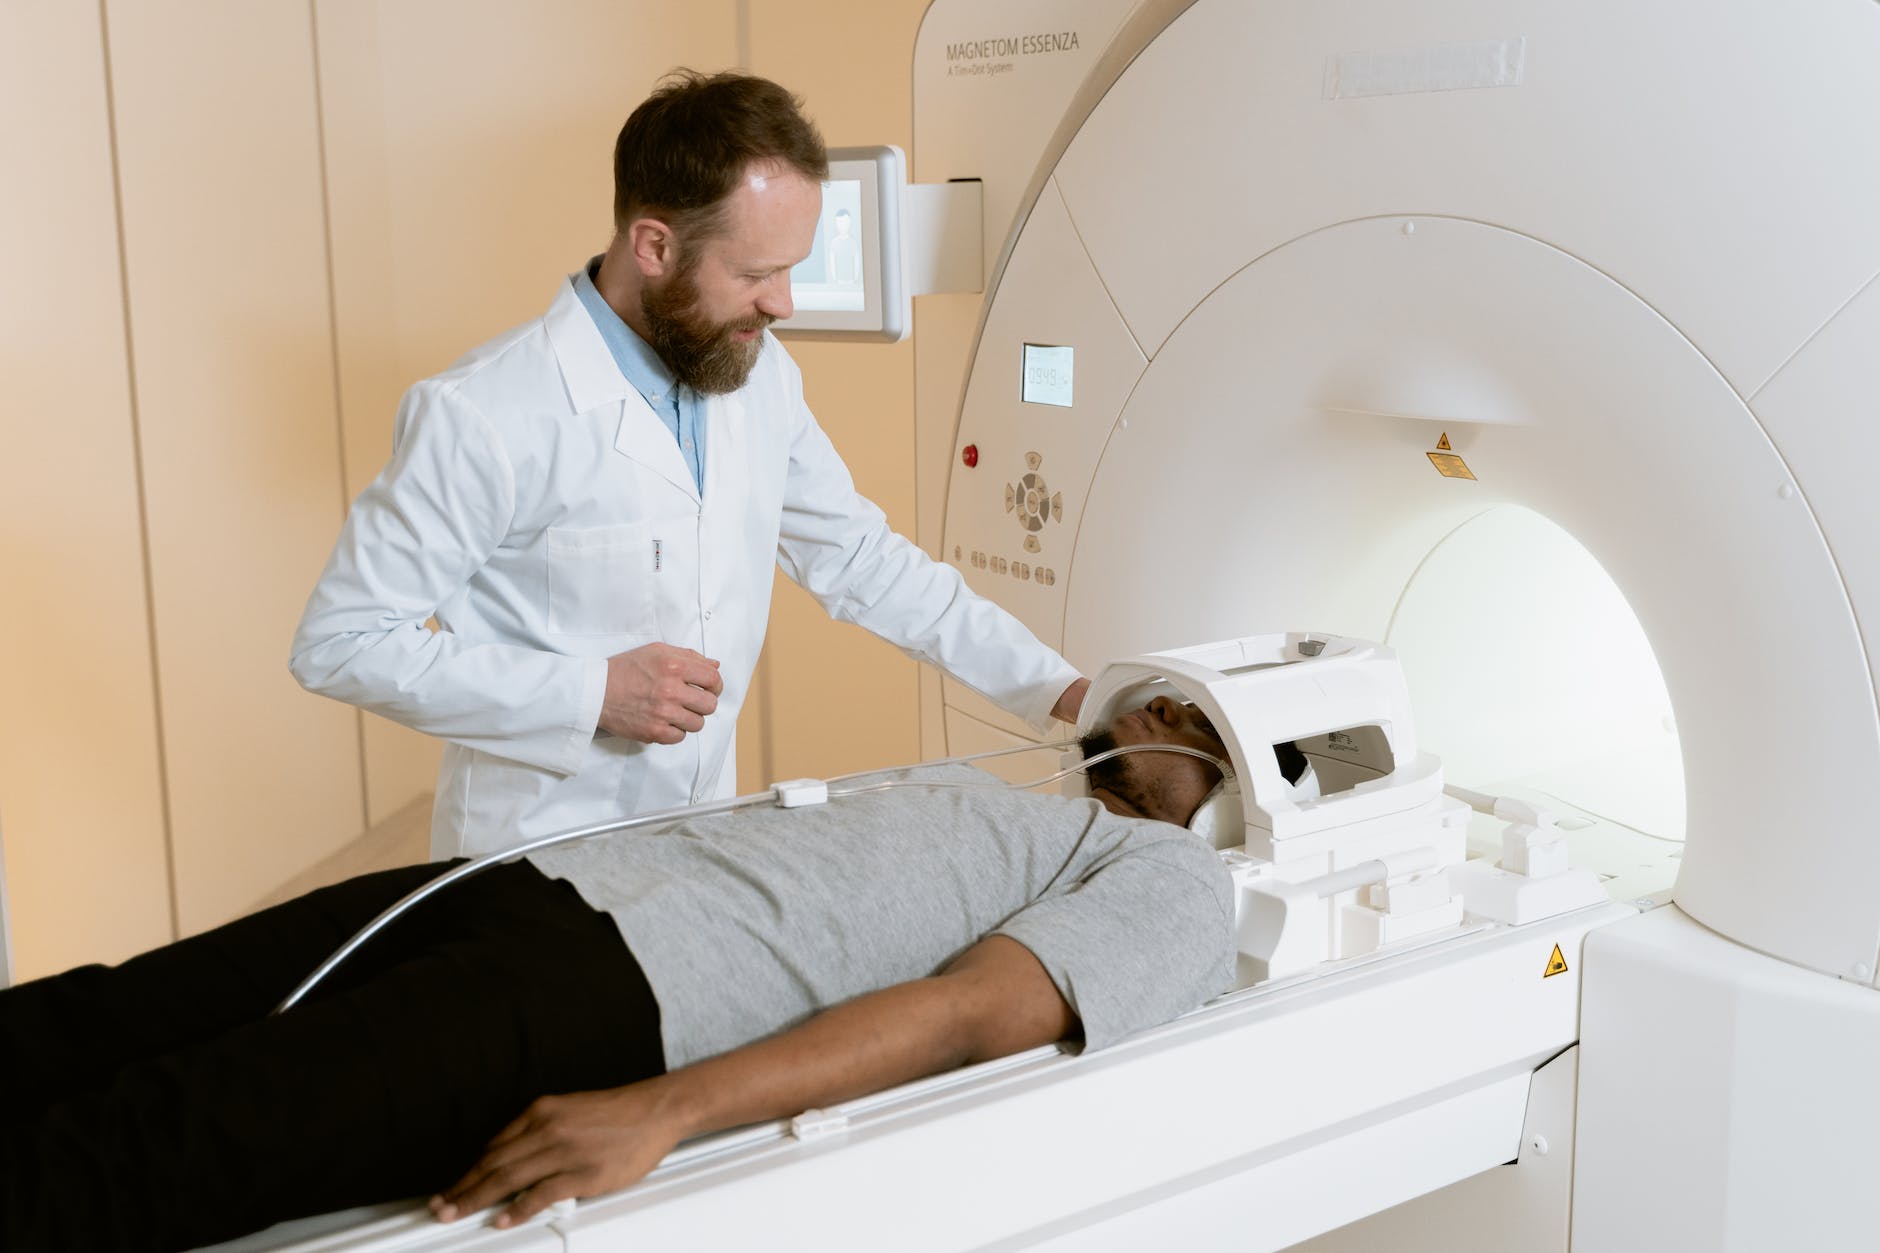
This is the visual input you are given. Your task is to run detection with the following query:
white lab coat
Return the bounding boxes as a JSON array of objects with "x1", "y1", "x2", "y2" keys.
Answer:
[{"x1": 291, "y1": 275, "x2": 1077, "y2": 857}]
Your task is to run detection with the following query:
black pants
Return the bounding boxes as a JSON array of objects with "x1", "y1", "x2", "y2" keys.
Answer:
[{"x1": 0, "y1": 860, "x2": 663, "y2": 1252}]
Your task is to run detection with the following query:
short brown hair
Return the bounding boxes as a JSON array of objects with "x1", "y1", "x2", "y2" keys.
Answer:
[{"x1": 612, "y1": 70, "x2": 828, "y2": 240}]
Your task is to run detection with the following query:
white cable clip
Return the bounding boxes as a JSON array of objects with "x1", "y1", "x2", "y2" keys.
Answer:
[
  {"x1": 545, "y1": 1196, "x2": 579, "y2": 1233},
  {"x1": 790, "y1": 1108, "x2": 850, "y2": 1141},
  {"x1": 773, "y1": 778, "x2": 829, "y2": 808}
]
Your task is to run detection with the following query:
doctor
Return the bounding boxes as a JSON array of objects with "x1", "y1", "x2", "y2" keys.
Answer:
[{"x1": 291, "y1": 70, "x2": 1086, "y2": 857}]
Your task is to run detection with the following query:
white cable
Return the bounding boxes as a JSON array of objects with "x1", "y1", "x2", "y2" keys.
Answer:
[
  {"x1": 827, "y1": 743, "x2": 1231, "y2": 800},
  {"x1": 273, "y1": 789, "x2": 775, "y2": 1014},
  {"x1": 274, "y1": 741, "x2": 1224, "y2": 1015},
  {"x1": 817, "y1": 736, "x2": 1079, "y2": 788}
]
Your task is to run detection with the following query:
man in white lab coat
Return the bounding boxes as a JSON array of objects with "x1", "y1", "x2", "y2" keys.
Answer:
[{"x1": 291, "y1": 71, "x2": 1086, "y2": 856}]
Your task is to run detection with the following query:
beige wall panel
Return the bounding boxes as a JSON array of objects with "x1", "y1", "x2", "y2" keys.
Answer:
[
  {"x1": 310, "y1": 0, "x2": 435, "y2": 830},
  {"x1": 747, "y1": 0, "x2": 932, "y2": 781},
  {"x1": 315, "y1": 0, "x2": 740, "y2": 824},
  {"x1": 106, "y1": 0, "x2": 364, "y2": 934},
  {"x1": 0, "y1": 1, "x2": 173, "y2": 978}
]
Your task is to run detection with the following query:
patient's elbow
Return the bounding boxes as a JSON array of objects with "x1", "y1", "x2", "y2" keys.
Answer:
[
  {"x1": 956, "y1": 992, "x2": 1079, "y2": 1066},
  {"x1": 943, "y1": 938, "x2": 1079, "y2": 1064}
]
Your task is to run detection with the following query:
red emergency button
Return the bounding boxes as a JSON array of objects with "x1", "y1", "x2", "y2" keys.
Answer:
[{"x1": 961, "y1": 444, "x2": 978, "y2": 468}]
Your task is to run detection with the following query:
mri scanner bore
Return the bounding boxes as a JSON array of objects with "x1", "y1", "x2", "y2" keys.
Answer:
[{"x1": 917, "y1": 1, "x2": 1880, "y2": 1247}]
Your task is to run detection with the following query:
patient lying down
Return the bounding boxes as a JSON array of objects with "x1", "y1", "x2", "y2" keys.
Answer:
[{"x1": 0, "y1": 698, "x2": 1245, "y2": 1250}]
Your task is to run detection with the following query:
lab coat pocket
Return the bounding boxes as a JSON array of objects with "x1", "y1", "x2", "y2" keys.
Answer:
[{"x1": 546, "y1": 523, "x2": 660, "y2": 637}]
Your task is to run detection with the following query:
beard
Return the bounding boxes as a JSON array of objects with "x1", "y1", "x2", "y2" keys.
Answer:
[
  {"x1": 641, "y1": 259, "x2": 772, "y2": 395},
  {"x1": 1077, "y1": 729, "x2": 1139, "y2": 804}
]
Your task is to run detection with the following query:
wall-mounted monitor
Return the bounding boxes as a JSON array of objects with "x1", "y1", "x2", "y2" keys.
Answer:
[{"x1": 773, "y1": 145, "x2": 909, "y2": 342}]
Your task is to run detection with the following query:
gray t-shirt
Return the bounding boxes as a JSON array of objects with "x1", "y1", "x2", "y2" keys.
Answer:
[{"x1": 527, "y1": 763, "x2": 1234, "y2": 1069}]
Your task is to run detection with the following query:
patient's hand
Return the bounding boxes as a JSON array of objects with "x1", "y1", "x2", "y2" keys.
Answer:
[
  {"x1": 432, "y1": 936, "x2": 1074, "y2": 1227},
  {"x1": 430, "y1": 1081, "x2": 686, "y2": 1228}
]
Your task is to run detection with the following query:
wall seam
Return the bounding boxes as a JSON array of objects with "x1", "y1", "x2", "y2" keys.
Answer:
[
  {"x1": 97, "y1": 0, "x2": 181, "y2": 941},
  {"x1": 738, "y1": 0, "x2": 772, "y2": 785},
  {"x1": 306, "y1": 0, "x2": 371, "y2": 835},
  {"x1": 907, "y1": 11, "x2": 934, "y2": 756}
]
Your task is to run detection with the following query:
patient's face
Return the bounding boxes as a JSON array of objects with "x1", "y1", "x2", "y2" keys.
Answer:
[{"x1": 1081, "y1": 696, "x2": 1228, "y2": 826}]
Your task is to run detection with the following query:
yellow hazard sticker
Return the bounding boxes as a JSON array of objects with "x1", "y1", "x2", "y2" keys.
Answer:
[
  {"x1": 1427, "y1": 451, "x2": 1477, "y2": 480},
  {"x1": 1436, "y1": 432, "x2": 1453, "y2": 451},
  {"x1": 1543, "y1": 944, "x2": 1569, "y2": 978}
]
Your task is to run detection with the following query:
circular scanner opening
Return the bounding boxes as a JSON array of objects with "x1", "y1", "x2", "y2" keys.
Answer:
[{"x1": 1386, "y1": 505, "x2": 1686, "y2": 846}]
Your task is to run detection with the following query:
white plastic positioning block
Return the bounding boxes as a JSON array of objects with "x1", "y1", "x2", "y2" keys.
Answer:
[
  {"x1": 790, "y1": 1108, "x2": 850, "y2": 1141},
  {"x1": 772, "y1": 779, "x2": 829, "y2": 808},
  {"x1": 1502, "y1": 825, "x2": 1570, "y2": 877},
  {"x1": 1341, "y1": 894, "x2": 1463, "y2": 954},
  {"x1": 1450, "y1": 860, "x2": 1608, "y2": 926},
  {"x1": 1366, "y1": 869, "x2": 1453, "y2": 914},
  {"x1": 1237, "y1": 877, "x2": 1329, "y2": 978}
]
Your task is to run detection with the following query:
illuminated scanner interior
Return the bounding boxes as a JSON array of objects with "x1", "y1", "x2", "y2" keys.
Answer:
[{"x1": 936, "y1": 1, "x2": 1880, "y2": 990}]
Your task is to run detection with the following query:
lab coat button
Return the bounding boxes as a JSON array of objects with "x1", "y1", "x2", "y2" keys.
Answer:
[{"x1": 703, "y1": 609, "x2": 713, "y2": 620}]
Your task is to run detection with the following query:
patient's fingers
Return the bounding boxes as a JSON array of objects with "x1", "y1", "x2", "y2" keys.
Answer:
[
  {"x1": 432, "y1": 1084, "x2": 682, "y2": 1226},
  {"x1": 433, "y1": 1094, "x2": 574, "y2": 1220},
  {"x1": 496, "y1": 1171, "x2": 588, "y2": 1229},
  {"x1": 433, "y1": 1117, "x2": 562, "y2": 1213},
  {"x1": 434, "y1": 1139, "x2": 564, "y2": 1223}
]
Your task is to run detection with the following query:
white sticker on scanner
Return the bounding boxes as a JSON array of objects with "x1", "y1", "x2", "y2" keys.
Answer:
[
  {"x1": 1326, "y1": 37, "x2": 1525, "y2": 99},
  {"x1": 1022, "y1": 344, "x2": 1074, "y2": 407}
]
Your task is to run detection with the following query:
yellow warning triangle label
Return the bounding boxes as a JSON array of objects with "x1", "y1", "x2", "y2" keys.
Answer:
[
  {"x1": 1543, "y1": 944, "x2": 1569, "y2": 978},
  {"x1": 1436, "y1": 432, "x2": 1452, "y2": 451}
]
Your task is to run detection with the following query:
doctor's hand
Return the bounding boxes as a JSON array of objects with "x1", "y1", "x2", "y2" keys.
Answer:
[
  {"x1": 599, "y1": 643, "x2": 722, "y2": 744},
  {"x1": 430, "y1": 1082, "x2": 686, "y2": 1229},
  {"x1": 1050, "y1": 677, "x2": 1090, "y2": 724}
]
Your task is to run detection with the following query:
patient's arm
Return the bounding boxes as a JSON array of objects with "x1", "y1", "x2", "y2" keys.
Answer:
[{"x1": 432, "y1": 934, "x2": 1075, "y2": 1228}]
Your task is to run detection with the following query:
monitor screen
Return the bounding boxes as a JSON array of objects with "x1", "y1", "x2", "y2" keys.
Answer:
[
  {"x1": 773, "y1": 146, "x2": 908, "y2": 342},
  {"x1": 791, "y1": 179, "x2": 867, "y2": 313}
]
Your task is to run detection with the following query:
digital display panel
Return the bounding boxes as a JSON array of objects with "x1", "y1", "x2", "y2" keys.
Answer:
[
  {"x1": 789, "y1": 178, "x2": 867, "y2": 313},
  {"x1": 1022, "y1": 344, "x2": 1074, "y2": 407}
]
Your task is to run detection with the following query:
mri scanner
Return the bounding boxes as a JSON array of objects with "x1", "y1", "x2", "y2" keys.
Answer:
[{"x1": 213, "y1": 0, "x2": 1880, "y2": 1248}]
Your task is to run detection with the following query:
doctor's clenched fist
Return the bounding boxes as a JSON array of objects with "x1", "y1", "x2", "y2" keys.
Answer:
[{"x1": 599, "y1": 643, "x2": 724, "y2": 744}]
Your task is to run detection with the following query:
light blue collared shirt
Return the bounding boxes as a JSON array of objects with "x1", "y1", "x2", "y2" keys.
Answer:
[{"x1": 573, "y1": 260, "x2": 707, "y2": 494}]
